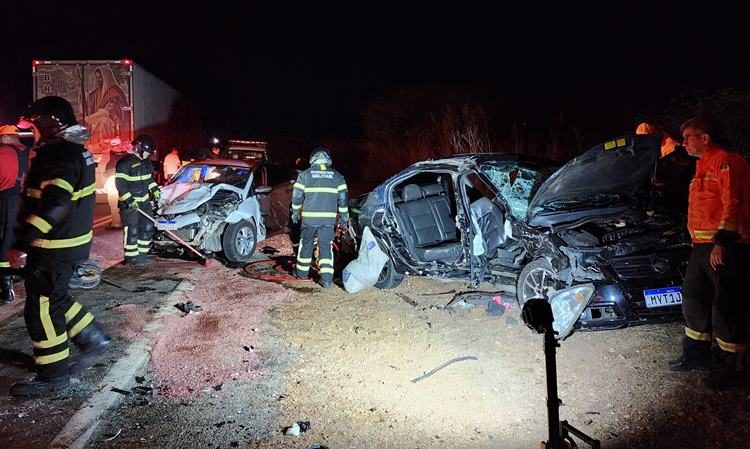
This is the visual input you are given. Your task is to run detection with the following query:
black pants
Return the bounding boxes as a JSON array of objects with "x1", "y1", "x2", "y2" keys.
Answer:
[
  {"x1": 682, "y1": 243, "x2": 750, "y2": 353},
  {"x1": 23, "y1": 257, "x2": 96, "y2": 378},
  {"x1": 295, "y1": 225, "x2": 335, "y2": 283},
  {"x1": 0, "y1": 190, "x2": 19, "y2": 268},
  {"x1": 121, "y1": 206, "x2": 154, "y2": 263}
]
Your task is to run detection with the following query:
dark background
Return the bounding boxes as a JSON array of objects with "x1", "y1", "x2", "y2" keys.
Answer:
[{"x1": 2, "y1": 1, "x2": 749, "y2": 182}]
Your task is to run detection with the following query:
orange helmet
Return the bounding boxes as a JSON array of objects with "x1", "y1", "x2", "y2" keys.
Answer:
[{"x1": 0, "y1": 125, "x2": 19, "y2": 135}]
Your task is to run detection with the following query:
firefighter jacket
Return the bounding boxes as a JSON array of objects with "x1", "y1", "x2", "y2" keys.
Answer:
[
  {"x1": 16, "y1": 138, "x2": 96, "y2": 263},
  {"x1": 688, "y1": 146, "x2": 750, "y2": 245},
  {"x1": 292, "y1": 163, "x2": 348, "y2": 226},
  {"x1": 115, "y1": 154, "x2": 159, "y2": 209}
]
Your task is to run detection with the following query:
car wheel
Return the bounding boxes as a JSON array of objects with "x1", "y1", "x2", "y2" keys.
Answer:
[
  {"x1": 516, "y1": 258, "x2": 559, "y2": 306},
  {"x1": 222, "y1": 219, "x2": 257, "y2": 263},
  {"x1": 374, "y1": 256, "x2": 404, "y2": 289}
]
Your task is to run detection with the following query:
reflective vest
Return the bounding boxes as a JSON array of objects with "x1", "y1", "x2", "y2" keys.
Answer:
[
  {"x1": 115, "y1": 154, "x2": 159, "y2": 208},
  {"x1": 19, "y1": 139, "x2": 96, "y2": 262},
  {"x1": 688, "y1": 147, "x2": 750, "y2": 244},
  {"x1": 292, "y1": 164, "x2": 349, "y2": 226}
]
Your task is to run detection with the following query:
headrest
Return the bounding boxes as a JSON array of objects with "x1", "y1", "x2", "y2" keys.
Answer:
[
  {"x1": 402, "y1": 184, "x2": 423, "y2": 202},
  {"x1": 421, "y1": 183, "x2": 444, "y2": 196}
]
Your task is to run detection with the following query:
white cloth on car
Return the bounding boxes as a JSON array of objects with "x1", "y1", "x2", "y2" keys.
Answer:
[{"x1": 343, "y1": 226, "x2": 388, "y2": 293}]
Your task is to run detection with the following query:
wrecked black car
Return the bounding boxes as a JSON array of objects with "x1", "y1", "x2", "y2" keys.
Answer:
[
  {"x1": 516, "y1": 135, "x2": 693, "y2": 329},
  {"x1": 349, "y1": 153, "x2": 558, "y2": 289},
  {"x1": 351, "y1": 135, "x2": 693, "y2": 329}
]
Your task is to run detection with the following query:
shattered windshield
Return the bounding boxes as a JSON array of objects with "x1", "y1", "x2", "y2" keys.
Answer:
[
  {"x1": 480, "y1": 165, "x2": 550, "y2": 219},
  {"x1": 168, "y1": 164, "x2": 251, "y2": 188}
]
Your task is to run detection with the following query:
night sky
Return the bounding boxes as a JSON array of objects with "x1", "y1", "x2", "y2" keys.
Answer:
[{"x1": 2, "y1": 1, "x2": 748, "y2": 140}]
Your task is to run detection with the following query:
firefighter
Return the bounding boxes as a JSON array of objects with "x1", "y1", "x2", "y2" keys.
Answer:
[
  {"x1": 291, "y1": 147, "x2": 348, "y2": 287},
  {"x1": 11, "y1": 96, "x2": 110, "y2": 397},
  {"x1": 635, "y1": 122, "x2": 679, "y2": 157},
  {"x1": 116, "y1": 135, "x2": 160, "y2": 266},
  {"x1": 668, "y1": 117, "x2": 750, "y2": 389},
  {"x1": 0, "y1": 125, "x2": 28, "y2": 303}
]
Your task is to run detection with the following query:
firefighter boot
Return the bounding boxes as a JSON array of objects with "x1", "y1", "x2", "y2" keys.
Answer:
[
  {"x1": 703, "y1": 347, "x2": 746, "y2": 390},
  {"x1": 11, "y1": 375, "x2": 70, "y2": 397},
  {"x1": 69, "y1": 320, "x2": 112, "y2": 375},
  {"x1": 1, "y1": 275, "x2": 14, "y2": 304},
  {"x1": 668, "y1": 337, "x2": 711, "y2": 371}
]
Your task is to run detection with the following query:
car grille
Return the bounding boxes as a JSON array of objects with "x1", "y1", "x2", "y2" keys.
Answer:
[{"x1": 609, "y1": 254, "x2": 684, "y2": 280}]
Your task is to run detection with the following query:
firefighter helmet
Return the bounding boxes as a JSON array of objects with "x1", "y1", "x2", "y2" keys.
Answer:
[
  {"x1": 132, "y1": 134, "x2": 155, "y2": 155},
  {"x1": 309, "y1": 147, "x2": 332, "y2": 166},
  {"x1": 20, "y1": 96, "x2": 77, "y2": 139}
]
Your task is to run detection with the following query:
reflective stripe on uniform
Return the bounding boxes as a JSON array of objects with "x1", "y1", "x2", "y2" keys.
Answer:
[
  {"x1": 41, "y1": 178, "x2": 74, "y2": 193},
  {"x1": 39, "y1": 295, "x2": 65, "y2": 346},
  {"x1": 319, "y1": 267, "x2": 334, "y2": 274},
  {"x1": 337, "y1": 184, "x2": 348, "y2": 191},
  {"x1": 685, "y1": 327, "x2": 712, "y2": 342},
  {"x1": 32, "y1": 333, "x2": 67, "y2": 349},
  {"x1": 148, "y1": 182, "x2": 158, "y2": 189},
  {"x1": 68, "y1": 312, "x2": 94, "y2": 338},
  {"x1": 292, "y1": 204, "x2": 302, "y2": 210},
  {"x1": 293, "y1": 182, "x2": 305, "y2": 190},
  {"x1": 31, "y1": 230, "x2": 93, "y2": 249},
  {"x1": 120, "y1": 192, "x2": 133, "y2": 201},
  {"x1": 318, "y1": 258, "x2": 333, "y2": 267},
  {"x1": 65, "y1": 302, "x2": 83, "y2": 323},
  {"x1": 338, "y1": 206, "x2": 348, "y2": 213},
  {"x1": 132, "y1": 194, "x2": 150, "y2": 203},
  {"x1": 304, "y1": 187, "x2": 339, "y2": 194},
  {"x1": 71, "y1": 183, "x2": 96, "y2": 200},
  {"x1": 296, "y1": 264, "x2": 310, "y2": 272},
  {"x1": 26, "y1": 215, "x2": 52, "y2": 233},
  {"x1": 716, "y1": 337, "x2": 747, "y2": 353},
  {"x1": 35, "y1": 348, "x2": 70, "y2": 365},
  {"x1": 297, "y1": 257, "x2": 312, "y2": 263},
  {"x1": 301, "y1": 211, "x2": 337, "y2": 218},
  {"x1": 115, "y1": 173, "x2": 152, "y2": 182},
  {"x1": 0, "y1": 261, "x2": 9, "y2": 268}
]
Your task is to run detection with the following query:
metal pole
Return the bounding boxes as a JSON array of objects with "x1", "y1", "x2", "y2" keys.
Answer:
[{"x1": 544, "y1": 324, "x2": 563, "y2": 449}]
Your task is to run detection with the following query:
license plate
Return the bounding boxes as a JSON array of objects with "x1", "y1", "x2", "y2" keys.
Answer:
[
  {"x1": 643, "y1": 286, "x2": 682, "y2": 309},
  {"x1": 156, "y1": 220, "x2": 178, "y2": 231}
]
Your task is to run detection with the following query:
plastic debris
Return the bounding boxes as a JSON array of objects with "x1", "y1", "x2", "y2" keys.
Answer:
[{"x1": 175, "y1": 302, "x2": 202, "y2": 314}]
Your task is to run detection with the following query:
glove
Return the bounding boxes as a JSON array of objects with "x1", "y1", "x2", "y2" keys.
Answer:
[
  {"x1": 128, "y1": 202, "x2": 139, "y2": 211},
  {"x1": 290, "y1": 210, "x2": 300, "y2": 224}
]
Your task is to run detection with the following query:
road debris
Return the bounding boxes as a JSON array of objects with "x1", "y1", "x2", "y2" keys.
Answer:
[
  {"x1": 411, "y1": 356, "x2": 479, "y2": 384},
  {"x1": 284, "y1": 421, "x2": 311, "y2": 436},
  {"x1": 418, "y1": 289, "x2": 456, "y2": 296},
  {"x1": 101, "y1": 429, "x2": 122, "y2": 442},
  {"x1": 175, "y1": 301, "x2": 202, "y2": 314},
  {"x1": 395, "y1": 292, "x2": 417, "y2": 307}
]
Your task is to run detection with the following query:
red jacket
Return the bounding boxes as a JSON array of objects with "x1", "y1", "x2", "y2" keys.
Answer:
[
  {"x1": 688, "y1": 147, "x2": 750, "y2": 245},
  {"x1": 0, "y1": 145, "x2": 19, "y2": 191}
]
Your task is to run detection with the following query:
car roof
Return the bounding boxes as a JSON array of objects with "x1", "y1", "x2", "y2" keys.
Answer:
[
  {"x1": 187, "y1": 159, "x2": 258, "y2": 168},
  {"x1": 415, "y1": 152, "x2": 556, "y2": 168}
]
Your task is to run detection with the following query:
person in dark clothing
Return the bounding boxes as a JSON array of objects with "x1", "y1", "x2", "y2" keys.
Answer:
[
  {"x1": 0, "y1": 125, "x2": 29, "y2": 303},
  {"x1": 11, "y1": 96, "x2": 110, "y2": 397},
  {"x1": 115, "y1": 135, "x2": 160, "y2": 266},
  {"x1": 291, "y1": 147, "x2": 348, "y2": 287}
]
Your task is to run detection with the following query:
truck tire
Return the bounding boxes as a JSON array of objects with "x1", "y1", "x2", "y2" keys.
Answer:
[
  {"x1": 374, "y1": 256, "x2": 404, "y2": 289},
  {"x1": 516, "y1": 258, "x2": 559, "y2": 307},
  {"x1": 222, "y1": 219, "x2": 257, "y2": 263}
]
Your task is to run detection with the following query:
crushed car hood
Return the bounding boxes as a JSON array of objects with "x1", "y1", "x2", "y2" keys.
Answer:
[
  {"x1": 159, "y1": 183, "x2": 244, "y2": 215},
  {"x1": 527, "y1": 135, "x2": 660, "y2": 226}
]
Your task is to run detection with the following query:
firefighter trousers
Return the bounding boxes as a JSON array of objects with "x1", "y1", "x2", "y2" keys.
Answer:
[
  {"x1": 295, "y1": 225, "x2": 335, "y2": 283},
  {"x1": 681, "y1": 243, "x2": 750, "y2": 353},
  {"x1": 121, "y1": 206, "x2": 155, "y2": 263},
  {"x1": 0, "y1": 190, "x2": 19, "y2": 268},
  {"x1": 23, "y1": 258, "x2": 97, "y2": 378}
]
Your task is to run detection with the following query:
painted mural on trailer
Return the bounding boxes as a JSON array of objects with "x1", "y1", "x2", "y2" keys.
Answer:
[{"x1": 34, "y1": 63, "x2": 132, "y2": 156}]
